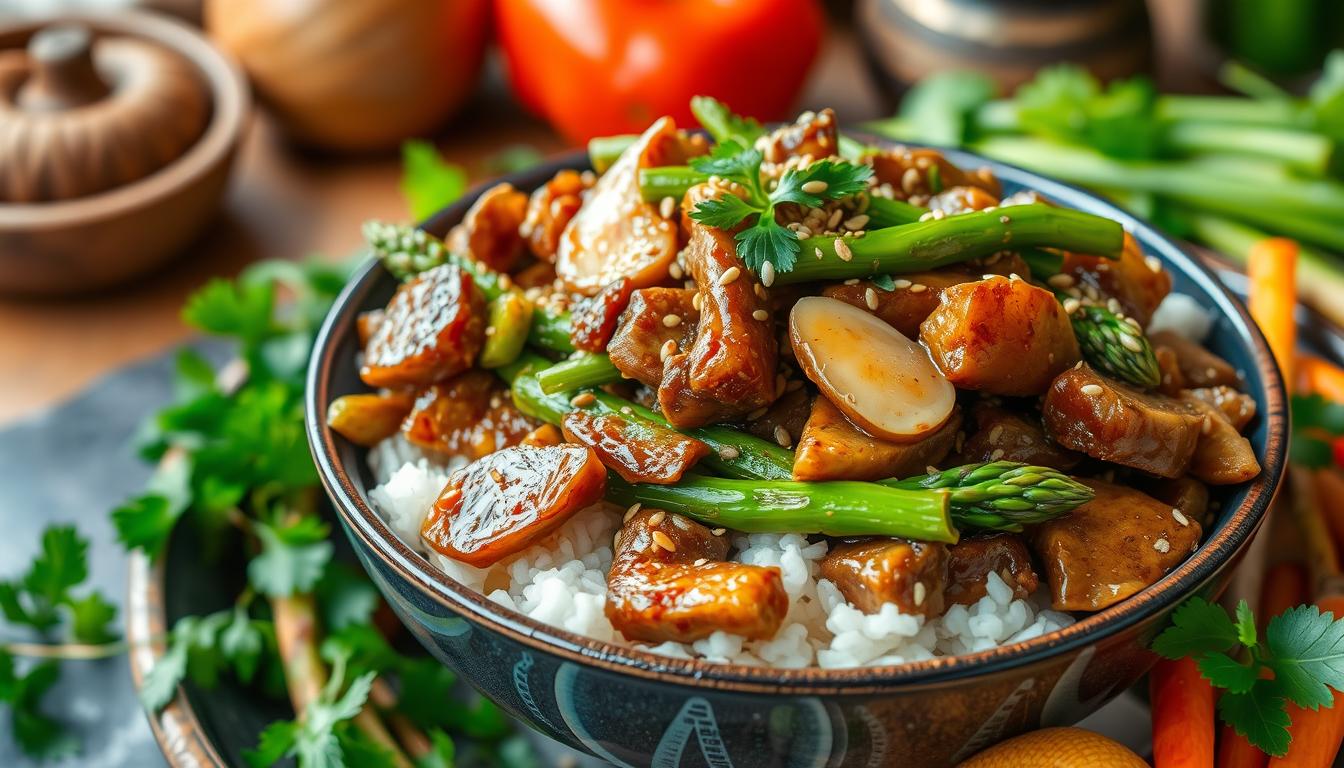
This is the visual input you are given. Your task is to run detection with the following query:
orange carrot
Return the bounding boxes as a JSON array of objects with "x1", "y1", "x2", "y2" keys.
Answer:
[
  {"x1": 1218, "y1": 724, "x2": 1269, "y2": 768},
  {"x1": 1248, "y1": 238, "x2": 1298, "y2": 386},
  {"x1": 1153, "y1": 656, "x2": 1217, "y2": 768},
  {"x1": 1259, "y1": 562, "x2": 1311, "y2": 633},
  {"x1": 1267, "y1": 595, "x2": 1344, "y2": 768},
  {"x1": 1297, "y1": 356, "x2": 1344, "y2": 404}
]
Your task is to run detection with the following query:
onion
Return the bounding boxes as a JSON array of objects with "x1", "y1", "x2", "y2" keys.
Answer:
[{"x1": 790, "y1": 296, "x2": 955, "y2": 442}]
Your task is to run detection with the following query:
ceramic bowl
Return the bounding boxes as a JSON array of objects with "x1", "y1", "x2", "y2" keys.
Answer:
[
  {"x1": 306, "y1": 142, "x2": 1287, "y2": 767},
  {"x1": 0, "y1": 11, "x2": 248, "y2": 296}
]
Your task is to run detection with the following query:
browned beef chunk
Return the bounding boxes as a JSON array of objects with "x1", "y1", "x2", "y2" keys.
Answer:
[
  {"x1": 1143, "y1": 476, "x2": 1210, "y2": 529},
  {"x1": 793, "y1": 396, "x2": 961, "y2": 481},
  {"x1": 561, "y1": 410, "x2": 709, "y2": 484},
  {"x1": 658, "y1": 224, "x2": 777, "y2": 428},
  {"x1": 521, "y1": 169, "x2": 590, "y2": 263},
  {"x1": 402, "y1": 371, "x2": 535, "y2": 459},
  {"x1": 760, "y1": 108, "x2": 838, "y2": 163},
  {"x1": 569, "y1": 277, "x2": 634, "y2": 353},
  {"x1": 445, "y1": 183, "x2": 528, "y2": 272},
  {"x1": 360, "y1": 264, "x2": 485, "y2": 389},
  {"x1": 1180, "y1": 393, "x2": 1261, "y2": 485},
  {"x1": 607, "y1": 288, "x2": 699, "y2": 387},
  {"x1": 960, "y1": 404, "x2": 1080, "y2": 469},
  {"x1": 920, "y1": 276, "x2": 1080, "y2": 396},
  {"x1": 944, "y1": 534, "x2": 1039, "y2": 606},
  {"x1": 1155, "y1": 344, "x2": 1186, "y2": 396},
  {"x1": 1043, "y1": 364, "x2": 1203, "y2": 478},
  {"x1": 868, "y1": 148, "x2": 1001, "y2": 202},
  {"x1": 819, "y1": 538, "x2": 949, "y2": 617},
  {"x1": 1061, "y1": 234, "x2": 1171, "y2": 326},
  {"x1": 1031, "y1": 479, "x2": 1201, "y2": 611},
  {"x1": 1149, "y1": 331, "x2": 1241, "y2": 389},
  {"x1": 744, "y1": 387, "x2": 812, "y2": 447},
  {"x1": 606, "y1": 509, "x2": 787, "y2": 643},
  {"x1": 1185, "y1": 386, "x2": 1257, "y2": 432}
]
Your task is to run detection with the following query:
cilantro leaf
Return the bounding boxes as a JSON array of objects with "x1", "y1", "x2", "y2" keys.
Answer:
[
  {"x1": 402, "y1": 141, "x2": 467, "y2": 221},
  {"x1": 1016, "y1": 65, "x2": 1160, "y2": 159},
  {"x1": 248, "y1": 517, "x2": 334, "y2": 598},
  {"x1": 736, "y1": 218, "x2": 802, "y2": 275},
  {"x1": 690, "y1": 195, "x2": 758, "y2": 230},
  {"x1": 1218, "y1": 678, "x2": 1292, "y2": 757},
  {"x1": 24, "y1": 526, "x2": 88, "y2": 613},
  {"x1": 1266, "y1": 604, "x2": 1344, "y2": 710},
  {"x1": 112, "y1": 454, "x2": 191, "y2": 559},
  {"x1": 774, "y1": 161, "x2": 874, "y2": 209},
  {"x1": 183, "y1": 278, "x2": 276, "y2": 348},
  {"x1": 67, "y1": 592, "x2": 118, "y2": 645},
  {"x1": 690, "y1": 95, "x2": 764, "y2": 145},
  {"x1": 1197, "y1": 651, "x2": 1258, "y2": 694},
  {"x1": 1152, "y1": 597, "x2": 1240, "y2": 659},
  {"x1": 140, "y1": 635, "x2": 189, "y2": 712},
  {"x1": 220, "y1": 607, "x2": 266, "y2": 684},
  {"x1": 246, "y1": 720, "x2": 299, "y2": 768},
  {"x1": 315, "y1": 563, "x2": 381, "y2": 632},
  {"x1": 690, "y1": 140, "x2": 762, "y2": 192},
  {"x1": 1236, "y1": 599, "x2": 1258, "y2": 648},
  {"x1": 3, "y1": 658, "x2": 79, "y2": 759}
]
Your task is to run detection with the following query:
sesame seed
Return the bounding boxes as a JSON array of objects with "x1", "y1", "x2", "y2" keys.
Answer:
[
  {"x1": 1202, "y1": 415, "x2": 1212, "y2": 435},
  {"x1": 988, "y1": 425, "x2": 1004, "y2": 443},
  {"x1": 1145, "y1": 255, "x2": 1163, "y2": 273},
  {"x1": 1205, "y1": 367, "x2": 1218, "y2": 380},
  {"x1": 719, "y1": 267, "x2": 741, "y2": 286},
  {"x1": 662, "y1": 314, "x2": 682, "y2": 328},
  {"x1": 893, "y1": 278, "x2": 912, "y2": 289},
  {"x1": 1063, "y1": 298, "x2": 1082, "y2": 315},
  {"x1": 925, "y1": 465, "x2": 938, "y2": 475},
  {"x1": 1080, "y1": 384, "x2": 1104, "y2": 396},
  {"x1": 844, "y1": 214, "x2": 870, "y2": 230},
  {"x1": 989, "y1": 448, "x2": 1005, "y2": 461},
  {"x1": 1047, "y1": 274, "x2": 1075, "y2": 289},
  {"x1": 834, "y1": 238, "x2": 853, "y2": 262},
  {"x1": 660, "y1": 339, "x2": 677, "y2": 361},
  {"x1": 864, "y1": 287, "x2": 879, "y2": 310},
  {"x1": 659, "y1": 196, "x2": 676, "y2": 219},
  {"x1": 648, "y1": 510, "x2": 666, "y2": 527},
  {"x1": 718, "y1": 446, "x2": 740, "y2": 460},
  {"x1": 774, "y1": 425, "x2": 792, "y2": 447},
  {"x1": 844, "y1": 278, "x2": 860, "y2": 285},
  {"x1": 814, "y1": 247, "x2": 824, "y2": 260},
  {"x1": 999, "y1": 215, "x2": 1011, "y2": 224},
  {"x1": 794, "y1": 226, "x2": 812, "y2": 239},
  {"x1": 669, "y1": 262, "x2": 683, "y2": 280},
  {"x1": 652, "y1": 531, "x2": 676, "y2": 552},
  {"x1": 801, "y1": 180, "x2": 829, "y2": 194},
  {"x1": 913, "y1": 582, "x2": 927, "y2": 606},
  {"x1": 693, "y1": 558, "x2": 708, "y2": 566},
  {"x1": 621, "y1": 406, "x2": 633, "y2": 415},
  {"x1": 1009, "y1": 272, "x2": 1023, "y2": 281},
  {"x1": 754, "y1": 283, "x2": 768, "y2": 300},
  {"x1": 1107, "y1": 298, "x2": 1122, "y2": 313},
  {"x1": 570, "y1": 392, "x2": 596, "y2": 407},
  {"x1": 828, "y1": 209, "x2": 844, "y2": 229},
  {"x1": 712, "y1": 528, "x2": 726, "y2": 536},
  {"x1": 901, "y1": 167, "x2": 921, "y2": 194},
  {"x1": 692, "y1": 292, "x2": 703, "y2": 311},
  {"x1": 761, "y1": 261, "x2": 776, "y2": 287},
  {"x1": 909, "y1": 283, "x2": 928, "y2": 293},
  {"x1": 1153, "y1": 538, "x2": 1171, "y2": 554},
  {"x1": 1172, "y1": 509, "x2": 1190, "y2": 527},
  {"x1": 753, "y1": 309, "x2": 769, "y2": 321}
]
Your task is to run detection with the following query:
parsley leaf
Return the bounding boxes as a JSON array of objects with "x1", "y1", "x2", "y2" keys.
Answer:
[
  {"x1": 1198, "y1": 652, "x2": 1258, "y2": 694},
  {"x1": 183, "y1": 278, "x2": 276, "y2": 350},
  {"x1": 737, "y1": 219, "x2": 804, "y2": 275},
  {"x1": 111, "y1": 454, "x2": 191, "y2": 559},
  {"x1": 0, "y1": 526, "x2": 119, "y2": 646},
  {"x1": 1152, "y1": 597, "x2": 1240, "y2": 659},
  {"x1": 402, "y1": 141, "x2": 467, "y2": 221},
  {"x1": 1236, "y1": 599, "x2": 1258, "y2": 647},
  {"x1": 1219, "y1": 679, "x2": 1292, "y2": 757},
  {"x1": 690, "y1": 195, "x2": 759, "y2": 230},
  {"x1": 690, "y1": 95, "x2": 765, "y2": 145},
  {"x1": 67, "y1": 592, "x2": 118, "y2": 645},
  {"x1": 248, "y1": 517, "x2": 334, "y2": 598},
  {"x1": 1266, "y1": 604, "x2": 1344, "y2": 710}
]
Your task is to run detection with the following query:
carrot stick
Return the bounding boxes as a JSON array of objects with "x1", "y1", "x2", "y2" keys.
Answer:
[
  {"x1": 1259, "y1": 562, "x2": 1311, "y2": 633},
  {"x1": 1248, "y1": 238, "x2": 1299, "y2": 386},
  {"x1": 1266, "y1": 594, "x2": 1344, "y2": 768},
  {"x1": 1297, "y1": 356, "x2": 1344, "y2": 404},
  {"x1": 1153, "y1": 656, "x2": 1217, "y2": 768},
  {"x1": 1218, "y1": 725, "x2": 1269, "y2": 768}
]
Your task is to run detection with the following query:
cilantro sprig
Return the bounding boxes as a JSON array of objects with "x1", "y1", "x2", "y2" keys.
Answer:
[
  {"x1": 687, "y1": 140, "x2": 873, "y2": 275},
  {"x1": 1153, "y1": 597, "x2": 1344, "y2": 755}
]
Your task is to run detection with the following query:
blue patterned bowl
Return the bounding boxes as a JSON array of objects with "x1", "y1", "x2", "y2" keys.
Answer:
[{"x1": 306, "y1": 141, "x2": 1287, "y2": 767}]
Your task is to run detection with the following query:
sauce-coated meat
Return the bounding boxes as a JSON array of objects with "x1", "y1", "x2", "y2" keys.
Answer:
[
  {"x1": 944, "y1": 534, "x2": 1039, "y2": 606},
  {"x1": 1185, "y1": 385, "x2": 1257, "y2": 432},
  {"x1": 570, "y1": 277, "x2": 634, "y2": 353},
  {"x1": 327, "y1": 392, "x2": 415, "y2": 447},
  {"x1": 920, "y1": 276, "x2": 1079, "y2": 396},
  {"x1": 521, "y1": 169, "x2": 590, "y2": 262},
  {"x1": 1144, "y1": 476, "x2": 1210, "y2": 529},
  {"x1": 1061, "y1": 233, "x2": 1171, "y2": 326},
  {"x1": 744, "y1": 387, "x2": 812, "y2": 447},
  {"x1": 819, "y1": 538, "x2": 948, "y2": 617},
  {"x1": 607, "y1": 287, "x2": 699, "y2": 387},
  {"x1": 868, "y1": 148, "x2": 1001, "y2": 203},
  {"x1": 760, "y1": 108, "x2": 837, "y2": 163},
  {"x1": 445, "y1": 182, "x2": 527, "y2": 272},
  {"x1": 1044, "y1": 364, "x2": 1203, "y2": 478},
  {"x1": 422, "y1": 445, "x2": 606, "y2": 567},
  {"x1": 793, "y1": 395, "x2": 961, "y2": 481},
  {"x1": 360, "y1": 264, "x2": 486, "y2": 389},
  {"x1": 606, "y1": 509, "x2": 787, "y2": 643},
  {"x1": 1181, "y1": 393, "x2": 1261, "y2": 485},
  {"x1": 402, "y1": 371, "x2": 535, "y2": 459},
  {"x1": 960, "y1": 404, "x2": 1080, "y2": 469},
  {"x1": 1149, "y1": 331, "x2": 1241, "y2": 389},
  {"x1": 561, "y1": 410, "x2": 710, "y2": 484},
  {"x1": 1031, "y1": 479, "x2": 1201, "y2": 611}
]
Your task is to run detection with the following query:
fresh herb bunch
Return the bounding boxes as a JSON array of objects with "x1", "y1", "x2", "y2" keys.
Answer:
[
  {"x1": 687, "y1": 140, "x2": 873, "y2": 275},
  {"x1": 1152, "y1": 596, "x2": 1344, "y2": 755}
]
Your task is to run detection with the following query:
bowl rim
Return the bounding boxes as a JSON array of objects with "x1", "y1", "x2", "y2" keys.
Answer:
[
  {"x1": 0, "y1": 10, "x2": 249, "y2": 228},
  {"x1": 306, "y1": 139, "x2": 1288, "y2": 694}
]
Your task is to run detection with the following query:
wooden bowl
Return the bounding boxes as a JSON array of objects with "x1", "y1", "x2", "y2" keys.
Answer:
[
  {"x1": 306, "y1": 144, "x2": 1287, "y2": 766},
  {"x1": 0, "y1": 11, "x2": 248, "y2": 296}
]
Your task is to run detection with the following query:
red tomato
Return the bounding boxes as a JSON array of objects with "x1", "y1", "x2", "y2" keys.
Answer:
[
  {"x1": 493, "y1": 0, "x2": 825, "y2": 143},
  {"x1": 1333, "y1": 435, "x2": 1344, "y2": 470}
]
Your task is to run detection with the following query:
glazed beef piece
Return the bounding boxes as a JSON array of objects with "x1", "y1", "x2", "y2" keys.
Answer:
[
  {"x1": 1043, "y1": 364, "x2": 1203, "y2": 478},
  {"x1": 760, "y1": 108, "x2": 837, "y2": 163},
  {"x1": 819, "y1": 538, "x2": 949, "y2": 618},
  {"x1": 606, "y1": 509, "x2": 788, "y2": 643},
  {"x1": 1143, "y1": 476, "x2": 1210, "y2": 528},
  {"x1": 920, "y1": 276, "x2": 1080, "y2": 396},
  {"x1": 868, "y1": 148, "x2": 1001, "y2": 202},
  {"x1": 1031, "y1": 479, "x2": 1202, "y2": 611},
  {"x1": 658, "y1": 224, "x2": 778, "y2": 428},
  {"x1": 1154, "y1": 344, "x2": 1186, "y2": 396},
  {"x1": 744, "y1": 387, "x2": 812, "y2": 448},
  {"x1": 569, "y1": 277, "x2": 634, "y2": 353},
  {"x1": 1181, "y1": 393, "x2": 1261, "y2": 485},
  {"x1": 960, "y1": 404, "x2": 1080, "y2": 469},
  {"x1": 607, "y1": 287, "x2": 699, "y2": 387},
  {"x1": 944, "y1": 534, "x2": 1040, "y2": 607},
  {"x1": 402, "y1": 370, "x2": 536, "y2": 459},
  {"x1": 792, "y1": 396, "x2": 961, "y2": 482},
  {"x1": 1060, "y1": 233, "x2": 1171, "y2": 327},
  {"x1": 1149, "y1": 331, "x2": 1241, "y2": 389},
  {"x1": 561, "y1": 410, "x2": 710, "y2": 484},
  {"x1": 521, "y1": 169, "x2": 591, "y2": 262},
  {"x1": 360, "y1": 264, "x2": 486, "y2": 389},
  {"x1": 1185, "y1": 385, "x2": 1257, "y2": 432},
  {"x1": 445, "y1": 182, "x2": 527, "y2": 272}
]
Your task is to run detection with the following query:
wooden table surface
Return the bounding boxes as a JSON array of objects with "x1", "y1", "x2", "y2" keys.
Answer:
[{"x1": 0, "y1": 4, "x2": 1203, "y2": 426}]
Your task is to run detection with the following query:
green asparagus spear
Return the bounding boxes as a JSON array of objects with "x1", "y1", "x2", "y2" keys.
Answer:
[
  {"x1": 884, "y1": 462, "x2": 1095, "y2": 532},
  {"x1": 604, "y1": 474, "x2": 958, "y2": 543},
  {"x1": 535, "y1": 353, "x2": 623, "y2": 394},
  {"x1": 1066, "y1": 302, "x2": 1162, "y2": 388},
  {"x1": 479, "y1": 292, "x2": 534, "y2": 369}
]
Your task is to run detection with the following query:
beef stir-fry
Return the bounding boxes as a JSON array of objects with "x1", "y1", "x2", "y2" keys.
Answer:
[{"x1": 333, "y1": 99, "x2": 1261, "y2": 652}]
